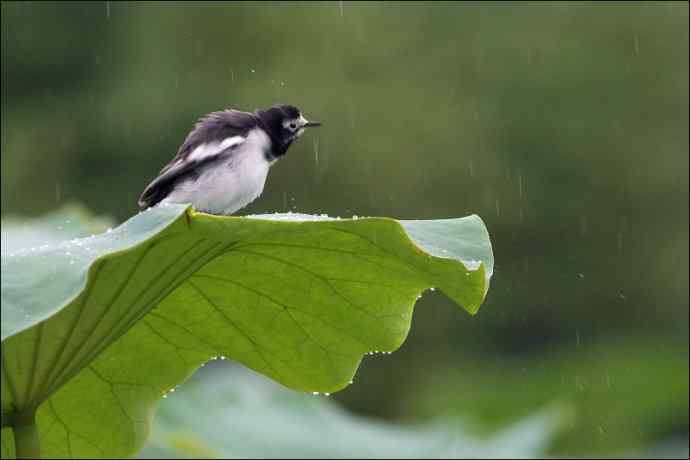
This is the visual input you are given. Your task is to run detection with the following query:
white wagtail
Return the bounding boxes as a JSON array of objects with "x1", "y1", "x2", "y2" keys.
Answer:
[{"x1": 139, "y1": 104, "x2": 321, "y2": 215}]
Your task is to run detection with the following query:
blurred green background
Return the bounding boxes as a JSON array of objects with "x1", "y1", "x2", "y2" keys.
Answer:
[{"x1": 1, "y1": 1, "x2": 688, "y2": 457}]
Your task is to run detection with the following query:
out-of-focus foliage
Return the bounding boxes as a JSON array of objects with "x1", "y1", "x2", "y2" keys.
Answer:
[
  {"x1": 1, "y1": 203, "x2": 114, "y2": 254},
  {"x1": 404, "y1": 338, "x2": 689, "y2": 455},
  {"x1": 139, "y1": 364, "x2": 565, "y2": 459},
  {"x1": 2, "y1": 1, "x2": 688, "y2": 456}
]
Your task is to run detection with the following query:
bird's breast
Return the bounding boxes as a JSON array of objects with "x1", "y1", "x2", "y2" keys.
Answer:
[
  {"x1": 201, "y1": 128, "x2": 272, "y2": 214},
  {"x1": 162, "y1": 128, "x2": 273, "y2": 215}
]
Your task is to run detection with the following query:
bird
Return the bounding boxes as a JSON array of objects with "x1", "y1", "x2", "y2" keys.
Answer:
[{"x1": 138, "y1": 104, "x2": 321, "y2": 215}]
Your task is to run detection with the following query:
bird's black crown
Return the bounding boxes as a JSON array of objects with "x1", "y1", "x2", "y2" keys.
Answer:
[{"x1": 255, "y1": 104, "x2": 303, "y2": 156}]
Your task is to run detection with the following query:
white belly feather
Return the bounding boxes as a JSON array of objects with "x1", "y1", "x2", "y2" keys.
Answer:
[{"x1": 162, "y1": 128, "x2": 273, "y2": 215}]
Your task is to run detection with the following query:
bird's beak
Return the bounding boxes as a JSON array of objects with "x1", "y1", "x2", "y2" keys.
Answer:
[{"x1": 304, "y1": 121, "x2": 322, "y2": 128}]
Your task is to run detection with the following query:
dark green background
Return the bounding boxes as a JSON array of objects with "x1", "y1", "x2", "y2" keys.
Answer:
[{"x1": 1, "y1": 1, "x2": 688, "y2": 456}]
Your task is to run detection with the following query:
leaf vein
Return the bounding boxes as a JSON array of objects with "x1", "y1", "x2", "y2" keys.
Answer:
[{"x1": 187, "y1": 280, "x2": 286, "y2": 382}]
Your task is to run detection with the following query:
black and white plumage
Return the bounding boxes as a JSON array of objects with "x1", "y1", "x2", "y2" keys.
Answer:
[{"x1": 138, "y1": 104, "x2": 321, "y2": 215}]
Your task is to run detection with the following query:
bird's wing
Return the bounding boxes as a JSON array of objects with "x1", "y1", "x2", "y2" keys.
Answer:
[
  {"x1": 138, "y1": 135, "x2": 246, "y2": 208},
  {"x1": 138, "y1": 109, "x2": 257, "y2": 209}
]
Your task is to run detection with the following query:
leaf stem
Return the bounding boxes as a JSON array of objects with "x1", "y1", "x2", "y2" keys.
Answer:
[{"x1": 12, "y1": 411, "x2": 40, "y2": 459}]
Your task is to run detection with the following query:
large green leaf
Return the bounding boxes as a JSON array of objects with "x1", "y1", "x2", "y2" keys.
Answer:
[{"x1": 1, "y1": 204, "x2": 492, "y2": 458}]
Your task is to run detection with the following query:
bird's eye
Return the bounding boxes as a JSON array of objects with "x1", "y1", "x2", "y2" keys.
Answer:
[{"x1": 289, "y1": 123, "x2": 297, "y2": 130}]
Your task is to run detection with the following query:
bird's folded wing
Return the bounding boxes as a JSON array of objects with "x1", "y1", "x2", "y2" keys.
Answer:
[{"x1": 138, "y1": 136, "x2": 246, "y2": 208}]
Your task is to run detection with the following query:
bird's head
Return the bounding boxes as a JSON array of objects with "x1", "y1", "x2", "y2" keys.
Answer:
[{"x1": 255, "y1": 104, "x2": 321, "y2": 156}]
